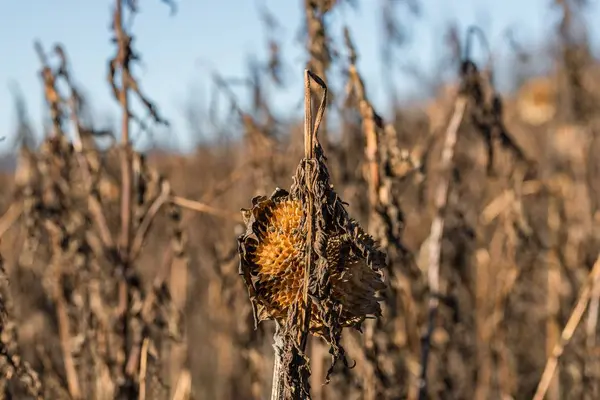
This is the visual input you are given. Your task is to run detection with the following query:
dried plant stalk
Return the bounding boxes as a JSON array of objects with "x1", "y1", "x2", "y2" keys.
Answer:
[
  {"x1": 343, "y1": 26, "x2": 421, "y2": 399},
  {"x1": 271, "y1": 323, "x2": 285, "y2": 400},
  {"x1": 419, "y1": 95, "x2": 467, "y2": 399},
  {"x1": 238, "y1": 70, "x2": 387, "y2": 399},
  {"x1": 546, "y1": 198, "x2": 562, "y2": 400},
  {"x1": 304, "y1": 0, "x2": 333, "y2": 145}
]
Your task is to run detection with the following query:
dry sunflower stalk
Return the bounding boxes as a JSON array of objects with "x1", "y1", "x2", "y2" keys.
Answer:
[{"x1": 237, "y1": 70, "x2": 387, "y2": 399}]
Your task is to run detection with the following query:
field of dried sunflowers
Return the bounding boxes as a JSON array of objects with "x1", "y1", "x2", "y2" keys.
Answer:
[{"x1": 1, "y1": 0, "x2": 600, "y2": 399}]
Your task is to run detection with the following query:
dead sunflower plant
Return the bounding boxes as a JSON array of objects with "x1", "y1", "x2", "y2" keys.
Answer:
[{"x1": 237, "y1": 70, "x2": 387, "y2": 399}]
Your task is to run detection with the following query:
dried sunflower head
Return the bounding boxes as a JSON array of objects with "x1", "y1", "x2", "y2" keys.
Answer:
[{"x1": 238, "y1": 187, "x2": 386, "y2": 337}]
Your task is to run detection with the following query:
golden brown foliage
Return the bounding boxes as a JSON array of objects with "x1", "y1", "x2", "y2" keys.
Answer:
[{"x1": 1, "y1": 1, "x2": 600, "y2": 400}]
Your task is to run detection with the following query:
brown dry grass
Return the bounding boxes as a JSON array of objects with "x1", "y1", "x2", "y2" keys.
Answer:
[{"x1": 0, "y1": 0, "x2": 599, "y2": 399}]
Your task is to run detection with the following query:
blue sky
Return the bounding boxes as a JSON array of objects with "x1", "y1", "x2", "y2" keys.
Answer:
[{"x1": 0, "y1": 0, "x2": 596, "y2": 154}]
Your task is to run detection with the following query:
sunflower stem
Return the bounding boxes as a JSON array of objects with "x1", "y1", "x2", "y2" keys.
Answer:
[{"x1": 271, "y1": 322, "x2": 285, "y2": 400}]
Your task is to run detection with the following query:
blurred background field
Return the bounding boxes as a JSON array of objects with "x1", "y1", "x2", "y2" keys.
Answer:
[{"x1": 0, "y1": 1, "x2": 600, "y2": 399}]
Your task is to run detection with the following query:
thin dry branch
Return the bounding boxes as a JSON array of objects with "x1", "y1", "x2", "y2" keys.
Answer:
[
  {"x1": 587, "y1": 276, "x2": 600, "y2": 348},
  {"x1": 0, "y1": 203, "x2": 23, "y2": 241},
  {"x1": 303, "y1": 0, "x2": 332, "y2": 143},
  {"x1": 130, "y1": 180, "x2": 171, "y2": 261},
  {"x1": 138, "y1": 337, "x2": 150, "y2": 400},
  {"x1": 533, "y1": 254, "x2": 600, "y2": 400},
  {"x1": 111, "y1": 0, "x2": 134, "y2": 267},
  {"x1": 170, "y1": 196, "x2": 241, "y2": 221}
]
